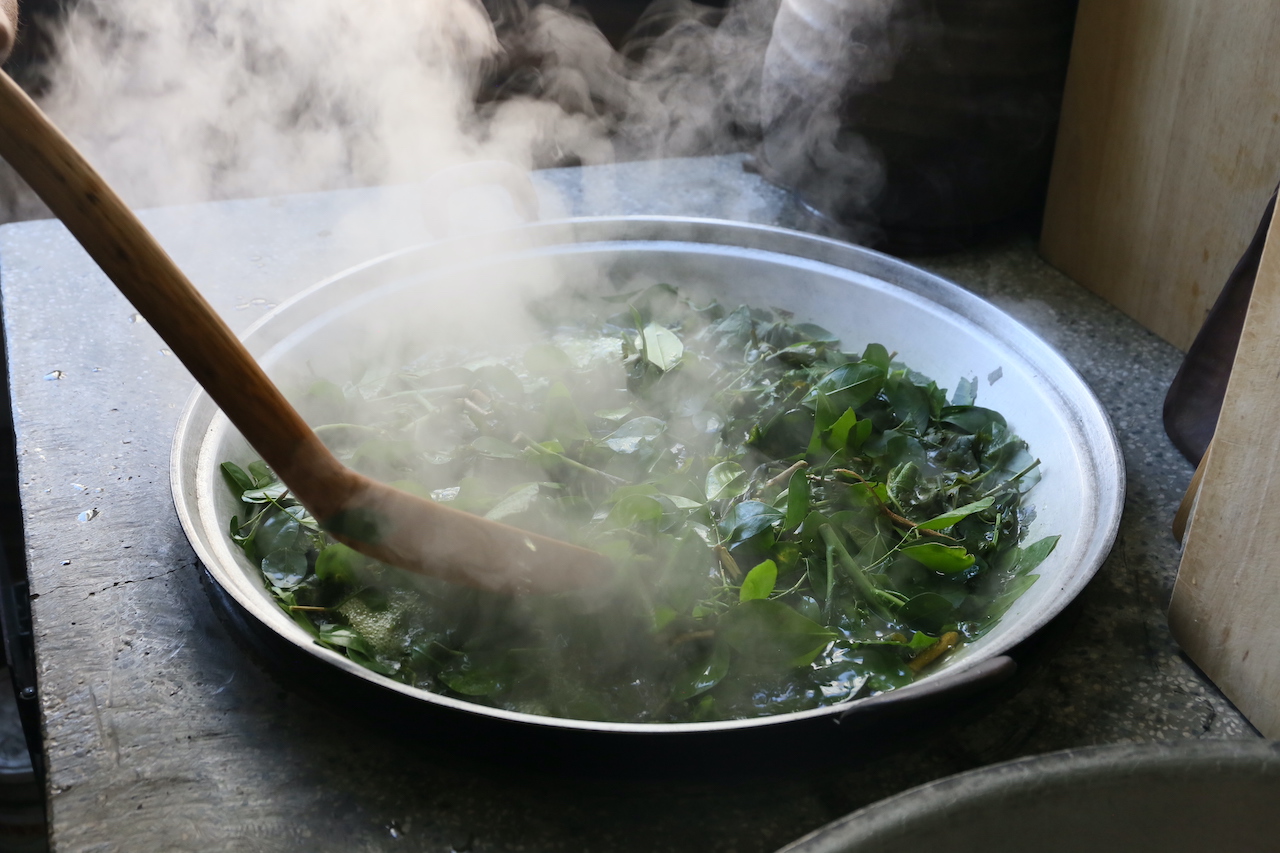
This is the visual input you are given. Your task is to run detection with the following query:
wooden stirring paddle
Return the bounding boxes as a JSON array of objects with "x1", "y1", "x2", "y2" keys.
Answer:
[{"x1": 0, "y1": 69, "x2": 611, "y2": 594}]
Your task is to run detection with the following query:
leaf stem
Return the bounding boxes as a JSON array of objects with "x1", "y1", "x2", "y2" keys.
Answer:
[
  {"x1": 834, "y1": 469, "x2": 956, "y2": 541},
  {"x1": 714, "y1": 544, "x2": 743, "y2": 580},
  {"x1": 670, "y1": 629, "x2": 715, "y2": 646},
  {"x1": 763, "y1": 459, "x2": 809, "y2": 490},
  {"x1": 818, "y1": 525, "x2": 902, "y2": 620},
  {"x1": 908, "y1": 630, "x2": 959, "y2": 672},
  {"x1": 513, "y1": 433, "x2": 627, "y2": 486},
  {"x1": 979, "y1": 458, "x2": 1042, "y2": 499},
  {"x1": 313, "y1": 423, "x2": 382, "y2": 436}
]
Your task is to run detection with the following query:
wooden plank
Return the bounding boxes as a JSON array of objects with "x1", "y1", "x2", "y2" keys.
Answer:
[
  {"x1": 1040, "y1": 0, "x2": 1280, "y2": 351},
  {"x1": 1169, "y1": 201, "x2": 1280, "y2": 737}
]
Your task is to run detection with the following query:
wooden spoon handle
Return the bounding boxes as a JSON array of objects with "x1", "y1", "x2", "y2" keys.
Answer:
[
  {"x1": 0, "y1": 69, "x2": 349, "y2": 516},
  {"x1": 0, "y1": 70, "x2": 612, "y2": 593}
]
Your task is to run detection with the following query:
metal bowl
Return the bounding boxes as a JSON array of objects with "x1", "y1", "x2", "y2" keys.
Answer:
[
  {"x1": 777, "y1": 740, "x2": 1280, "y2": 852},
  {"x1": 171, "y1": 216, "x2": 1124, "y2": 740}
]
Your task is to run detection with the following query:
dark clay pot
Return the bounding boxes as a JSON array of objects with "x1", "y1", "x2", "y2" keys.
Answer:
[{"x1": 760, "y1": 0, "x2": 1078, "y2": 253}]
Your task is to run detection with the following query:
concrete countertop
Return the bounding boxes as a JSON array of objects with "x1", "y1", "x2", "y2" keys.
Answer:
[{"x1": 0, "y1": 154, "x2": 1257, "y2": 852}]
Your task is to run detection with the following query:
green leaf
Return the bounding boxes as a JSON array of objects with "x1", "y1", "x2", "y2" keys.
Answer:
[
  {"x1": 262, "y1": 548, "x2": 307, "y2": 589},
  {"x1": 652, "y1": 605, "x2": 679, "y2": 631},
  {"x1": 898, "y1": 592, "x2": 955, "y2": 634},
  {"x1": 608, "y1": 493, "x2": 666, "y2": 528},
  {"x1": 861, "y1": 343, "x2": 891, "y2": 370},
  {"x1": 607, "y1": 483, "x2": 660, "y2": 503},
  {"x1": 705, "y1": 461, "x2": 748, "y2": 502},
  {"x1": 720, "y1": 599, "x2": 836, "y2": 668},
  {"x1": 603, "y1": 417, "x2": 667, "y2": 453},
  {"x1": 996, "y1": 534, "x2": 1060, "y2": 576},
  {"x1": 985, "y1": 573, "x2": 1040, "y2": 622},
  {"x1": 718, "y1": 501, "x2": 784, "y2": 544},
  {"x1": 524, "y1": 343, "x2": 572, "y2": 375},
  {"x1": 916, "y1": 496, "x2": 996, "y2": 531},
  {"x1": 594, "y1": 406, "x2": 635, "y2": 422},
  {"x1": 437, "y1": 655, "x2": 510, "y2": 697},
  {"x1": 773, "y1": 342, "x2": 823, "y2": 367},
  {"x1": 850, "y1": 417, "x2": 873, "y2": 451},
  {"x1": 886, "y1": 461, "x2": 923, "y2": 509},
  {"x1": 542, "y1": 382, "x2": 592, "y2": 443},
  {"x1": 740, "y1": 559, "x2": 778, "y2": 601},
  {"x1": 942, "y1": 406, "x2": 1007, "y2": 436},
  {"x1": 826, "y1": 408, "x2": 859, "y2": 451},
  {"x1": 819, "y1": 525, "x2": 900, "y2": 619},
  {"x1": 253, "y1": 509, "x2": 307, "y2": 556},
  {"x1": 319, "y1": 626, "x2": 375, "y2": 656},
  {"x1": 248, "y1": 460, "x2": 274, "y2": 487},
  {"x1": 221, "y1": 461, "x2": 255, "y2": 495},
  {"x1": 638, "y1": 323, "x2": 684, "y2": 371},
  {"x1": 951, "y1": 376, "x2": 978, "y2": 407},
  {"x1": 783, "y1": 469, "x2": 810, "y2": 530},
  {"x1": 241, "y1": 483, "x2": 289, "y2": 504},
  {"x1": 282, "y1": 503, "x2": 319, "y2": 531},
  {"x1": 474, "y1": 364, "x2": 524, "y2": 399},
  {"x1": 884, "y1": 374, "x2": 931, "y2": 435},
  {"x1": 471, "y1": 436, "x2": 524, "y2": 459},
  {"x1": 671, "y1": 641, "x2": 730, "y2": 701},
  {"x1": 484, "y1": 483, "x2": 543, "y2": 522},
  {"x1": 795, "y1": 323, "x2": 840, "y2": 343},
  {"x1": 901, "y1": 542, "x2": 976, "y2": 573},
  {"x1": 806, "y1": 390, "x2": 838, "y2": 457},
  {"x1": 314, "y1": 543, "x2": 363, "y2": 585},
  {"x1": 805, "y1": 362, "x2": 884, "y2": 410}
]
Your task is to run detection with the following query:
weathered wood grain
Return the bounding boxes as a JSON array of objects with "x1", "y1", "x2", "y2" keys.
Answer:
[
  {"x1": 1170, "y1": 196, "x2": 1280, "y2": 737},
  {"x1": 1040, "y1": 0, "x2": 1280, "y2": 350}
]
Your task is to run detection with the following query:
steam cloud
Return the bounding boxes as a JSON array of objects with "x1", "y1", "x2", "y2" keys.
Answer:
[{"x1": 1, "y1": 0, "x2": 901, "y2": 230}]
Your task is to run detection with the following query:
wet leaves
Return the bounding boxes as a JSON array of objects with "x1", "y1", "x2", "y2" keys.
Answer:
[{"x1": 222, "y1": 286, "x2": 1055, "y2": 723}]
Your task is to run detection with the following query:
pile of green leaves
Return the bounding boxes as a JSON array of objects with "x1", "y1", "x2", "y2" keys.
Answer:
[{"x1": 222, "y1": 284, "x2": 1056, "y2": 723}]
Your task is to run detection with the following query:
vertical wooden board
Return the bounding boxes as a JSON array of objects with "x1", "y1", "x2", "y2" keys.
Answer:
[
  {"x1": 1040, "y1": 0, "x2": 1280, "y2": 351},
  {"x1": 1170, "y1": 207, "x2": 1280, "y2": 738}
]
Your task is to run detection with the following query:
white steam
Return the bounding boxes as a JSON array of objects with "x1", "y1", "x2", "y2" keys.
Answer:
[
  {"x1": 759, "y1": 0, "x2": 903, "y2": 232},
  {"x1": 23, "y1": 0, "x2": 612, "y2": 211},
  {"x1": 1, "y1": 0, "x2": 902, "y2": 236}
]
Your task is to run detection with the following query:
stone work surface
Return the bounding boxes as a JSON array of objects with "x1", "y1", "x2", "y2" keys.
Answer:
[{"x1": 0, "y1": 156, "x2": 1255, "y2": 853}]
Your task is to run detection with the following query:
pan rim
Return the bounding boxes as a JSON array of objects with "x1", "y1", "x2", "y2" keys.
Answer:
[{"x1": 171, "y1": 215, "x2": 1125, "y2": 735}]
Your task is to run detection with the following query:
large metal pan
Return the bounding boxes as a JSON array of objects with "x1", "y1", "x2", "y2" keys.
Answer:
[{"x1": 171, "y1": 216, "x2": 1123, "y2": 751}]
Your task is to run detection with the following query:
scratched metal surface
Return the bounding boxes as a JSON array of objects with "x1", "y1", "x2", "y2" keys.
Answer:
[{"x1": 0, "y1": 155, "x2": 1258, "y2": 853}]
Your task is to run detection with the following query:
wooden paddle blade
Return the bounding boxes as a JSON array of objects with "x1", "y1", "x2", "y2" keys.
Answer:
[{"x1": 324, "y1": 475, "x2": 615, "y2": 595}]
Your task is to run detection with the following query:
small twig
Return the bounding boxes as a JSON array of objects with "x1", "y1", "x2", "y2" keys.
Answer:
[
  {"x1": 979, "y1": 458, "x2": 1042, "y2": 499},
  {"x1": 715, "y1": 544, "x2": 743, "y2": 580},
  {"x1": 818, "y1": 525, "x2": 900, "y2": 620},
  {"x1": 513, "y1": 433, "x2": 627, "y2": 485},
  {"x1": 764, "y1": 459, "x2": 809, "y2": 490},
  {"x1": 670, "y1": 629, "x2": 715, "y2": 646},
  {"x1": 908, "y1": 631, "x2": 959, "y2": 672},
  {"x1": 288, "y1": 605, "x2": 329, "y2": 613},
  {"x1": 833, "y1": 469, "x2": 956, "y2": 541}
]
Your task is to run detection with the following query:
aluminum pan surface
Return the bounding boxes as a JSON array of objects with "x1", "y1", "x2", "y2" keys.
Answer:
[{"x1": 172, "y1": 216, "x2": 1124, "y2": 734}]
